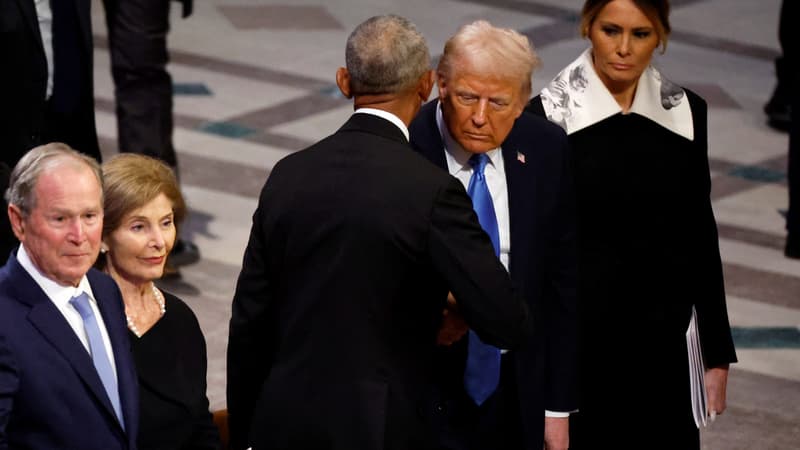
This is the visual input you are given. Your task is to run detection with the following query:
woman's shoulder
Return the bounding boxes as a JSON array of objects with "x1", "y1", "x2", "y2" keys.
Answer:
[{"x1": 160, "y1": 290, "x2": 203, "y2": 330}]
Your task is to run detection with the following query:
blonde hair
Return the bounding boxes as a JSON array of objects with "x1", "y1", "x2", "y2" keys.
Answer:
[
  {"x1": 437, "y1": 20, "x2": 541, "y2": 100},
  {"x1": 101, "y1": 154, "x2": 186, "y2": 239}
]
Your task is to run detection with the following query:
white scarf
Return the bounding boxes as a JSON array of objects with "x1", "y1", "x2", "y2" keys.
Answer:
[{"x1": 540, "y1": 48, "x2": 694, "y2": 141}]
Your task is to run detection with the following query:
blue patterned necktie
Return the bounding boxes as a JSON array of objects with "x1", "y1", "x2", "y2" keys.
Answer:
[
  {"x1": 70, "y1": 292, "x2": 125, "y2": 428},
  {"x1": 463, "y1": 153, "x2": 502, "y2": 405}
]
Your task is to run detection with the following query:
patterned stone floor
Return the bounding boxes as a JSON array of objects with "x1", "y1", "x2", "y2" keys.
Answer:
[{"x1": 89, "y1": 0, "x2": 799, "y2": 448}]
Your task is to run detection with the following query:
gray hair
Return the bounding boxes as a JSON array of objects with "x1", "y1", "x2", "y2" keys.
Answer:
[
  {"x1": 438, "y1": 20, "x2": 541, "y2": 101},
  {"x1": 5, "y1": 143, "x2": 103, "y2": 215},
  {"x1": 345, "y1": 15, "x2": 430, "y2": 96}
]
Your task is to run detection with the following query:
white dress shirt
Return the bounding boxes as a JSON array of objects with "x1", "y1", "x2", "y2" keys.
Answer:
[
  {"x1": 354, "y1": 108, "x2": 410, "y2": 141},
  {"x1": 33, "y1": 0, "x2": 54, "y2": 98},
  {"x1": 17, "y1": 245, "x2": 118, "y2": 378},
  {"x1": 436, "y1": 104, "x2": 511, "y2": 270},
  {"x1": 435, "y1": 104, "x2": 570, "y2": 418}
]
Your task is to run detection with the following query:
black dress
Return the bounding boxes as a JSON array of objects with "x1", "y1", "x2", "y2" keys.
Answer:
[
  {"x1": 527, "y1": 89, "x2": 737, "y2": 449},
  {"x1": 131, "y1": 291, "x2": 221, "y2": 450}
]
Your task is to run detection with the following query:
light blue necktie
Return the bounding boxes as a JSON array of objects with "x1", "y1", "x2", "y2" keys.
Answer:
[
  {"x1": 70, "y1": 292, "x2": 125, "y2": 429},
  {"x1": 463, "y1": 153, "x2": 502, "y2": 406}
]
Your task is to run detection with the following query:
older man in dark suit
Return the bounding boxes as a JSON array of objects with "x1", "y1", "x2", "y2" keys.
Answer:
[
  {"x1": 0, "y1": 0, "x2": 102, "y2": 169},
  {"x1": 226, "y1": 15, "x2": 529, "y2": 450},
  {"x1": 0, "y1": 143, "x2": 138, "y2": 449},
  {"x1": 409, "y1": 21, "x2": 579, "y2": 450}
]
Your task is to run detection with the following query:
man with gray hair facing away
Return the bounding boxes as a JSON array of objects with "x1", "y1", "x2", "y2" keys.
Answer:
[
  {"x1": 226, "y1": 15, "x2": 529, "y2": 450},
  {"x1": 410, "y1": 20, "x2": 578, "y2": 450}
]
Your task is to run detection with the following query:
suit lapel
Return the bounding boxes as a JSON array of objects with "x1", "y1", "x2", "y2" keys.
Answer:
[
  {"x1": 501, "y1": 125, "x2": 536, "y2": 279},
  {"x1": 14, "y1": 0, "x2": 45, "y2": 54},
  {"x1": 88, "y1": 270, "x2": 138, "y2": 436},
  {"x1": 409, "y1": 100, "x2": 448, "y2": 170},
  {"x1": 7, "y1": 258, "x2": 124, "y2": 431}
]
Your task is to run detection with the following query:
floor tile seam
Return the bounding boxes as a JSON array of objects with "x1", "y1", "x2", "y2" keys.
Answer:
[{"x1": 93, "y1": 34, "x2": 331, "y2": 90}]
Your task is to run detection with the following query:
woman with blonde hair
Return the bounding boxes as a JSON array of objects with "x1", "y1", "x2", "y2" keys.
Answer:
[{"x1": 99, "y1": 153, "x2": 220, "y2": 449}]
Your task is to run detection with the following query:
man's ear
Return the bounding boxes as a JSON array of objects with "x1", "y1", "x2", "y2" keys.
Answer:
[
  {"x1": 436, "y1": 71, "x2": 448, "y2": 101},
  {"x1": 336, "y1": 67, "x2": 353, "y2": 99},
  {"x1": 417, "y1": 70, "x2": 435, "y2": 103},
  {"x1": 8, "y1": 204, "x2": 25, "y2": 242}
]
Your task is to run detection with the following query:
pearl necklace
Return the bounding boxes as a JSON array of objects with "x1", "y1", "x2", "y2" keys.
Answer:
[{"x1": 126, "y1": 283, "x2": 166, "y2": 338}]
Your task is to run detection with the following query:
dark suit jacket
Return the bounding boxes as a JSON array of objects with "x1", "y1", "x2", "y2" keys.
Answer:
[
  {"x1": 0, "y1": 253, "x2": 139, "y2": 449},
  {"x1": 0, "y1": 0, "x2": 101, "y2": 168},
  {"x1": 227, "y1": 112, "x2": 530, "y2": 450},
  {"x1": 0, "y1": 164, "x2": 14, "y2": 264},
  {"x1": 409, "y1": 100, "x2": 579, "y2": 449}
]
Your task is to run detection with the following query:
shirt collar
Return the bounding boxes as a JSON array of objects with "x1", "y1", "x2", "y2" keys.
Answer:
[
  {"x1": 354, "y1": 108, "x2": 410, "y2": 142},
  {"x1": 17, "y1": 244, "x2": 97, "y2": 307},
  {"x1": 539, "y1": 48, "x2": 694, "y2": 140},
  {"x1": 435, "y1": 101, "x2": 502, "y2": 176}
]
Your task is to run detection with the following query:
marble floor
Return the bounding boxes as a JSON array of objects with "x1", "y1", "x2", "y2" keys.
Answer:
[{"x1": 88, "y1": 0, "x2": 799, "y2": 448}]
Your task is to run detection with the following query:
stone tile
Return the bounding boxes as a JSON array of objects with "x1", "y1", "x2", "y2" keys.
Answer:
[
  {"x1": 179, "y1": 153, "x2": 270, "y2": 199},
  {"x1": 683, "y1": 82, "x2": 741, "y2": 109},
  {"x1": 701, "y1": 369, "x2": 800, "y2": 449},
  {"x1": 728, "y1": 165, "x2": 785, "y2": 183},
  {"x1": 727, "y1": 296, "x2": 800, "y2": 327},
  {"x1": 243, "y1": 131, "x2": 315, "y2": 152},
  {"x1": 226, "y1": 92, "x2": 349, "y2": 130},
  {"x1": 520, "y1": 21, "x2": 578, "y2": 51},
  {"x1": 723, "y1": 262, "x2": 800, "y2": 310},
  {"x1": 717, "y1": 223, "x2": 784, "y2": 252},
  {"x1": 714, "y1": 184, "x2": 788, "y2": 235},
  {"x1": 732, "y1": 327, "x2": 800, "y2": 349},
  {"x1": 174, "y1": 82, "x2": 213, "y2": 96},
  {"x1": 218, "y1": 5, "x2": 343, "y2": 31},
  {"x1": 710, "y1": 174, "x2": 763, "y2": 200},
  {"x1": 200, "y1": 122, "x2": 258, "y2": 139},
  {"x1": 670, "y1": 29, "x2": 779, "y2": 62}
]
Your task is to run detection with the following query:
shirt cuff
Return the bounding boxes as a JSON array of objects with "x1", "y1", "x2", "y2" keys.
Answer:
[{"x1": 545, "y1": 410, "x2": 572, "y2": 418}]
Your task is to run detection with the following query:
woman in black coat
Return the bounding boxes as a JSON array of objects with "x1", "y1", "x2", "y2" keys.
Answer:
[
  {"x1": 525, "y1": 1, "x2": 737, "y2": 448},
  {"x1": 98, "y1": 154, "x2": 221, "y2": 450}
]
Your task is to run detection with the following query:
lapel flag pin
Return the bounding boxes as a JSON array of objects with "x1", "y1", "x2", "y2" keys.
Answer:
[{"x1": 517, "y1": 151, "x2": 526, "y2": 164}]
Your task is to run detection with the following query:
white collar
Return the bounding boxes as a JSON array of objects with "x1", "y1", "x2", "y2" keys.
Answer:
[
  {"x1": 540, "y1": 48, "x2": 694, "y2": 140},
  {"x1": 354, "y1": 108, "x2": 410, "y2": 142},
  {"x1": 435, "y1": 101, "x2": 502, "y2": 176},
  {"x1": 16, "y1": 244, "x2": 97, "y2": 308}
]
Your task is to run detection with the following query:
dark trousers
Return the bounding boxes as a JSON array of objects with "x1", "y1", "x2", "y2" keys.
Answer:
[
  {"x1": 784, "y1": 0, "x2": 798, "y2": 234},
  {"x1": 452, "y1": 354, "x2": 523, "y2": 450},
  {"x1": 104, "y1": 0, "x2": 178, "y2": 169}
]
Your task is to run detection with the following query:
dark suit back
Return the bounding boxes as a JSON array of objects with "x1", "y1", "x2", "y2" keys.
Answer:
[
  {"x1": 0, "y1": 254, "x2": 138, "y2": 449},
  {"x1": 227, "y1": 113, "x2": 528, "y2": 450},
  {"x1": 409, "y1": 101, "x2": 579, "y2": 450}
]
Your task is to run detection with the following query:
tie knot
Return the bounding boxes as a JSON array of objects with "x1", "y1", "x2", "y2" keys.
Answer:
[
  {"x1": 70, "y1": 292, "x2": 93, "y2": 319},
  {"x1": 469, "y1": 153, "x2": 490, "y2": 175}
]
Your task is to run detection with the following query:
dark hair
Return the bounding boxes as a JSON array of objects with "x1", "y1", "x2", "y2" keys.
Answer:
[
  {"x1": 345, "y1": 15, "x2": 430, "y2": 95},
  {"x1": 580, "y1": 0, "x2": 671, "y2": 52}
]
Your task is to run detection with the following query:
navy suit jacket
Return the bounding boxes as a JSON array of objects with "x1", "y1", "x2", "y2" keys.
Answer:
[
  {"x1": 0, "y1": 252, "x2": 138, "y2": 449},
  {"x1": 409, "y1": 100, "x2": 579, "y2": 449}
]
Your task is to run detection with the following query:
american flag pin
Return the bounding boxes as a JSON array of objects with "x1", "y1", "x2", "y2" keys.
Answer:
[{"x1": 516, "y1": 151, "x2": 526, "y2": 164}]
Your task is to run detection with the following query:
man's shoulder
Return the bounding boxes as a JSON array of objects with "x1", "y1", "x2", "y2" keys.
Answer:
[{"x1": 513, "y1": 110, "x2": 568, "y2": 142}]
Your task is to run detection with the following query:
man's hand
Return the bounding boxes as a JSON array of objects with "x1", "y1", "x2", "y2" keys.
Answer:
[
  {"x1": 437, "y1": 292, "x2": 468, "y2": 346},
  {"x1": 544, "y1": 416, "x2": 569, "y2": 450},
  {"x1": 706, "y1": 365, "x2": 730, "y2": 419}
]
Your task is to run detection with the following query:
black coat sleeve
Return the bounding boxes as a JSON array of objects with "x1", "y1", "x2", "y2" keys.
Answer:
[{"x1": 427, "y1": 176, "x2": 530, "y2": 349}]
